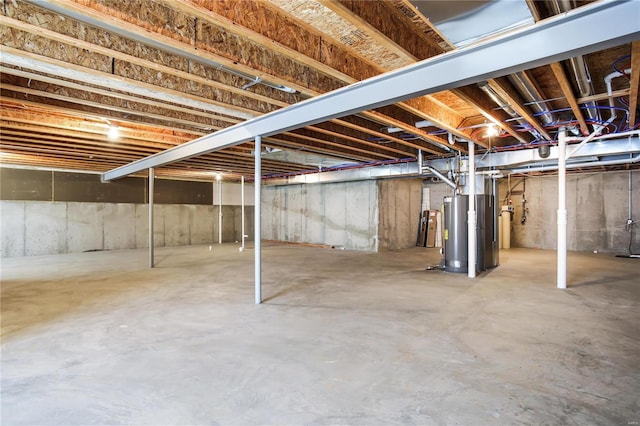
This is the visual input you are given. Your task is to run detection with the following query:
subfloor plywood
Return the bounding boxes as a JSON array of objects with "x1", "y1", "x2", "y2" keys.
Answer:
[{"x1": 1, "y1": 245, "x2": 638, "y2": 424}]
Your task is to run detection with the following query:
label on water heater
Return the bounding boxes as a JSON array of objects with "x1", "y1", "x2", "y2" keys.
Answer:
[{"x1": 444, "y1": 229, "x2": 449, "y2": 240}]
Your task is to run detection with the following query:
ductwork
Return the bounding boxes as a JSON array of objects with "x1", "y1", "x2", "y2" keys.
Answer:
[
  {"x1": 478, "y1": 81, "x2": 540, "y2": 139},
  {"x1": 508, "y1": 71, "x2": 554, "y2": 125},
  {"x1": 509, "y1": 153, "x2": 640, "y2": 174}
]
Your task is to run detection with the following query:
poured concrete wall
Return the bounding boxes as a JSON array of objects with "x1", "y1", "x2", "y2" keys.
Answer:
[
  {"x1": 422, "y1": 181, "x2": 456, "y2": 211},
  {"x1": 262, "y1": 178, "x2": 423, "y2": 252},
  {"x1": 0, "y1": 201, "x2": 254, "y2": 257},
  {"x1": 500, "y1": 171, "x2": 639, "y2": 253},
  {"x1": 262, "y1": 180, "x2": 379, "y2": 251},
  {"x1": 377, "y1": 179, "x2": 423, "y2": 251}
]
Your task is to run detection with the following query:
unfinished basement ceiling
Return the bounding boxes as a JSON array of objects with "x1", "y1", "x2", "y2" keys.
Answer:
[{"x1": 0, "y1": 0, "x2": 638, "y2": 181}]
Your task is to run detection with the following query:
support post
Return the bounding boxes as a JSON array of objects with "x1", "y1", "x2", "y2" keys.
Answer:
[
  {"x1": 148, "y1": 167, "x2": 154, "y2": 268},
  {"x1": 218, "y1": 177, "x2": 222, "y2": 244},
  {"x1": 557, "y1": 128, "x2": 567, "y2": 289},
  {"x1": 241, "y1": 175, "x2": 245, "y2": 252},
  {"x1": 254, "y1": 136, "x2": 262, "y2": 304},
  {"x1": 468, "y1": 141, "x2": 476, "y2": 278}
]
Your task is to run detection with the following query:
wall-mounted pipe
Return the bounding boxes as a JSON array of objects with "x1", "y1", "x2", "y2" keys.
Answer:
[{"x1": 423, "y1": 165, "x2": 457, "y2": 190}]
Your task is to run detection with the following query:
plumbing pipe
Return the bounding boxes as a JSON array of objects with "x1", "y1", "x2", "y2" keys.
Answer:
[
  {"x1": 422, "y1": 165, "x2": 457, "y2": 190},
  {"x1": 557, "y1": 128, "x2": 567, "y2": 289},
  {"x1": 149, "y1": 167, "x2": 154, "y2": 269},
  {"x1": 605, "y1": 68, "x2": 631, "y2": 118},
  {"x1": 255, "y1": 135, "x2": 262, "y2": 305},
  {"x1": 468, "y1": 141, "x2": 477, "y2": 278},
  {"x1": 240, "y1": 175, "x2": 245, "y2": 252}
]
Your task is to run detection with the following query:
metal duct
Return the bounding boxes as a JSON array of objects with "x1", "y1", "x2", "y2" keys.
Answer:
[
  {"x1": 508, "y1": 71, "x2": 554, "y2": 125},
  {"x1": 509, "y1": 153, "x2": 640, "y2": 174},
  {"x1": 478, "y1": 81, "x2": 536, "y2": 137}
]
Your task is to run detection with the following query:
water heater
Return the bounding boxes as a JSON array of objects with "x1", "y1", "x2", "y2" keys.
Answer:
[{"x1": 443, "y1": 194, "x2": 498, "y2": 273}]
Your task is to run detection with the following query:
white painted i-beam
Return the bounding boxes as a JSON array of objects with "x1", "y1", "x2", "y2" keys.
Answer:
[
  {"x1": 557, "y1": 129, "x2": 567, "y2": 289},
  {"x1": 149, "y1": 167, "x2": 154, "y2": 268},
  {"x1": 468, "y1": 142, "x2": 476, "y2": 278},
  {"x1": 254, "y1": 136, "x2": 262, "y2": 305}
]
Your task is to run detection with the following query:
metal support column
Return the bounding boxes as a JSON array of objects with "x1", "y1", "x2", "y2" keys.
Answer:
[
  {"x1": 218, "y1": 176, "x2": 222, "y2": 244},
  {"x1": 241, "y1": 175, "x2": 246, "y2": 252},
  {"x1": 468, "y1": 142, "x2": 476, "y2": 278},
  {"x1": 557, "y1": 128, "x2": 567, "y2": 289},
  {"x1": 254, "y1": 136, "x2": 262, "y2": 304},
  {"x1": 148, "y1": 167, "x2": 154, "y2": 268}
]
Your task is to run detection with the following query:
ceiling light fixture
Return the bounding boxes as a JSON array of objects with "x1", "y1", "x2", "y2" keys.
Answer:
[
  {"x1": 486, "y1": 124, "x2": 499, "y2": 137},
  {"x1": 107, "y1": 124, "x2": 120, "y2": 140},
  {"x1": 215, "y1": 173, "x2": 222, "y2": 181}
]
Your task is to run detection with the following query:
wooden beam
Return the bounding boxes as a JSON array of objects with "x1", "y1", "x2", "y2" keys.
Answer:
[
  {"x1": 327, "y1": 0, "x2": 521, "y2": 146},
  {"x1": 161, "y1": 0, "x2": 476, "y2": 146},
  {"x1": 549, "y1": 62, "x2": 590, "y2": 135},
  {"x1": 2, "y1": 15, "x2": 437, "y2": 158},
  {"x1": 0, "y1": 15, "x2": 290, "y2": 110}
]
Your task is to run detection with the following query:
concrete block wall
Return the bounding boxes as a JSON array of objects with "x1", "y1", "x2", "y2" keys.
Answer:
[
  {"x1": 262, "y1": 180, "x2": 379, "y2": 251},
  {"x1": 0, "y1": 201, "x2": 254, "y2": 257},
  {"x1": 501, "y1": 171, "x2": 639, "y2": 253}
]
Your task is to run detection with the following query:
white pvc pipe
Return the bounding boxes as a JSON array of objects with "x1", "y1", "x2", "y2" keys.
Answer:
[
  {"x1": 605, "y1": 67, "x2": 631, "y2": 117},
  {"x1": 241, "y1": 175, "x2": 245, "y2": 252},
  {"x1": 218, "y1": 179, "x2": 222, "y2": 244},
  {"x1": 557, "y1": 128, "x2": 567, "y2": 289},
  {"x1": 149, "y1": 167, "x2": 154, "y2": 268},
  {"x1": 468, "y1": 141, "x2": 477, "y2": 278},
  {"x1": 255, "y1": 136, "x2": 262, "y2": 305}
]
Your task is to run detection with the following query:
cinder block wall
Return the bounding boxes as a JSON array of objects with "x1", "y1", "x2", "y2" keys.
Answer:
[
  {"x1": 0, "y1": 168, "x2": 254, "y2": 257},
  {"x1": 500, "y1": 171, "x2": 640, "y2": 254}
]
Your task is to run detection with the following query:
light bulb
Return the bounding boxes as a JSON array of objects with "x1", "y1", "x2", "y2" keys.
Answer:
[
  {"x1": 215, "y1": 173, "x2": 222, "y2": 181},
  {"x1": 486, "y1": 124, "x2": 499, "y2": 137},
  {"x1": 108, "y1": 125, "x2": 120, "y2": 140}
]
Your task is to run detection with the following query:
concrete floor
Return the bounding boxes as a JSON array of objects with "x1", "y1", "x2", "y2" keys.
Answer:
[{"x1": 1, "y1": 244, "x2": 638, "y2": 425}]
